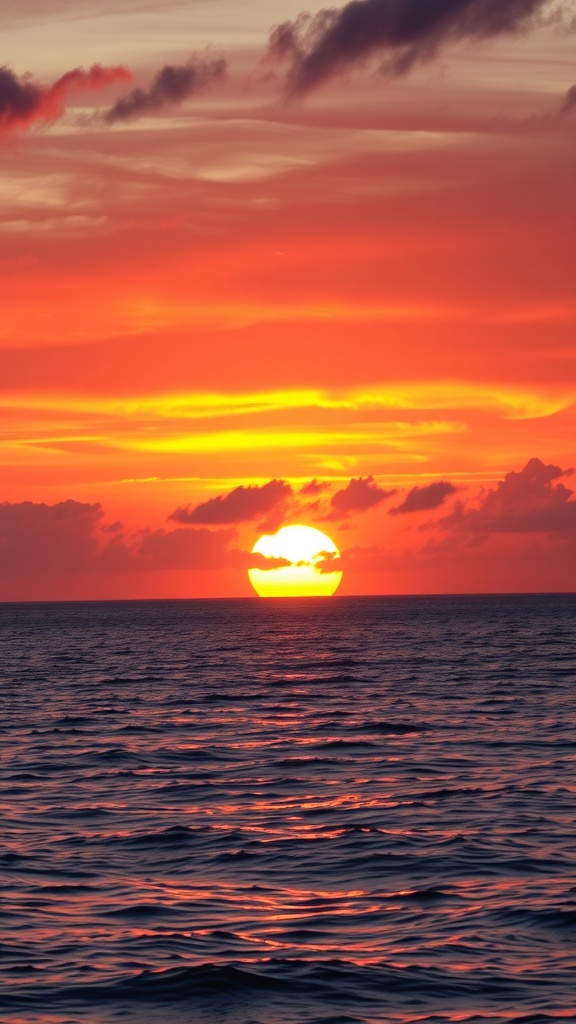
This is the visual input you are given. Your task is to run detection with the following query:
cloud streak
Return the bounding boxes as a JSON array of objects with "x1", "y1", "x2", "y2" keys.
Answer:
[
  {"x1": 0, "y1": 63, "x2": 131, "y2": 135},
  {"x1": 104, "y1": 55, "x2": 227, "y2": 123},
  {"x1": 267, "y1": 0, "x2": 563, "y2": 97}
]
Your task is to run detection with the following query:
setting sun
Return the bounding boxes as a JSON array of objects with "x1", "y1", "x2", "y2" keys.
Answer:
[{"x1": 248, "y1": 525, "x2": 342, "y2": 598}]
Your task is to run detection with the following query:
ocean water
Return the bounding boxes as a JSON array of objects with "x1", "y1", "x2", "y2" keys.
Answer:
[{"x1": 1, "y1": 594, "x2": 575, "y2": 1024}]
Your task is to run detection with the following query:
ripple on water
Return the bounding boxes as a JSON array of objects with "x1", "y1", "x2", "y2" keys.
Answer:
[{"x1": 1, "y1": 594, "x2": 575, "y2": 1023}]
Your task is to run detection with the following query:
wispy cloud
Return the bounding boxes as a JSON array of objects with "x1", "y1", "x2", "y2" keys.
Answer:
[
  {"x1": 103, "y1": 55, "x2": 227, "y2": 123},
  {"x1": 267, "y1": 0, "x2": 567, "y2": 97},
  {"x1": 0, "y1": 63, "x2": 131, "y2": 135}
]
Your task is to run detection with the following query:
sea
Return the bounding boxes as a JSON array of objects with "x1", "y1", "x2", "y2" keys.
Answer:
[{"x1": 1, "y1": 594, "x2": 575, "y2": 1024}]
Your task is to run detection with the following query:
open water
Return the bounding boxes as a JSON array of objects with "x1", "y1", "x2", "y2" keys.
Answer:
[{"x1": 1, "y1": 594, "x2": 575, "y2": 1024}]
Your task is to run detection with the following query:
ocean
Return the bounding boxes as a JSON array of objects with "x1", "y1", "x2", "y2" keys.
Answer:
[{"x1": 1, "y1": 594, "x2": 575, "y2": 1024}]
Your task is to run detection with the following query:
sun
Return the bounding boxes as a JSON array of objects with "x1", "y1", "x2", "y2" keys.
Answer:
[{"x1": 248, "y1": 524, "x2": 342, "y2": 598}]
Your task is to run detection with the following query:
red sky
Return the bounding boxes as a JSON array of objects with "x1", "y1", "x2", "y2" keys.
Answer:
[{"x1": 1, "y1": 0, "x2": 575, "y2": 599}]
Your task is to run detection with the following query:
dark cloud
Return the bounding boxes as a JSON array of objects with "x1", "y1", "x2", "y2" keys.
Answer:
[
  {"x1": 170, "y1": 479, "x2": 292, "y2": 526},
  {"x1": 171, "y1": 474, "x2": 386, "y2": 533},
  {"x1": 389, "y1": 480, "x2": 457, "y2": 516},
  {"x1": 315, "y1": 549, "x2": 344, "y2": 573},
  {"x1": 267, "y1": 0, "x2": 559, "y2": 97},
  {"x1": 299, "y1": 478, "x2": 332, "y2": 495},
  {"x1": 134, "y1": 531, "x2": 291, "y2": 571},
  {"x1": 440, "y1": 458, "x2": 576, "y2": 533},
  {"x1": 0, "y1": 63, "x2": 131, "y2": 135},
  {"x1": 104, "y1": 55, "x2": 227, "y2": 123},
  {"x1": 130, "y1": 525, "x2": 238, "y2": 570},
  {"x1": 328, "y1": 475, "x2": 395, "y2": 519},
  {"x1": 0, "y1": 500, "x2": 105, "y2": 574},
  {"x1": 316, "y1": 544, "x2": 390, "y2": 573},
  {"x1": 560, "y1": 84, "x2": 576, "y2": 115},
  {"x1": 0, "y1": 499, "x2": 287, "y2": 587},
  {"x1": 0, "y1": 66, "x2": 42, "y2": 130},
  {"x1": 246, "y1": 553, "x2": 292, "y2": 570}
]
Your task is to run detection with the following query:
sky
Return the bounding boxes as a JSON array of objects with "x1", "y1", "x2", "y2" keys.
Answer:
[{"x1": 1, "y1": 0, "x2": 575, "y2": 600}]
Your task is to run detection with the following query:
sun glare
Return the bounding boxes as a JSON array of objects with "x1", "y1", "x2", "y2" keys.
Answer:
[{"x1": 248, "y1": 524, "x2": 342, "y2": 598}]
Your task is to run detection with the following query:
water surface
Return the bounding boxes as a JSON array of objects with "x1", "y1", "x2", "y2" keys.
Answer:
[{"x1": 1, "y1": 595, "x2": 575, "y2": 1023}]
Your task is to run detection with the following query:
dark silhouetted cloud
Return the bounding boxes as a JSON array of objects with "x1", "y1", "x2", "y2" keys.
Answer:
[
  {"x1": 560, "y1": 84, "x2": 576, "y2": 115},
  {"x1": 328, "y1": 475, "x2": 395, "y2": 519},
  {"x1": 440, "y1": 458, "x2": 576, "y2": 533},
  {"x1": 131, "y1": 525, "x2": 238, "y2": 570},
  {"x1": 316, "y1": 544, "x2": 391, "y2": 572},
  {"x1": 390, "y1": 480, "x2": 457, "y2": 516},
  {"x1": 132, "y1": 533, "x2": 291, "y2": 572},
  {"x1": 0, "y1": 63, "x2": 131, "y2": 135},
  {"x1": 170, "y1": 479, "x2": 292, "y2": 526},
  {"x1": 268, "y1": 0, "x2": 561, "y2": 97},
  {"x1": 0, "y1": 500, "x2": 289, "y2": 589},
  {"x1": 104, "y1": 55, "x2": 227, "y2": 123},
  {"x1": 0, "y1": 499, "x2": 105, "y2": 574},
  {"x1": 315, "y1": 549, "x2": 344, "y2": 572},
  {"x1": 246, "y1": 553, "x2": 292, "y2": 570},
  {"x1": 299, "y1": 478, "x2": 332, "y2": 495}
]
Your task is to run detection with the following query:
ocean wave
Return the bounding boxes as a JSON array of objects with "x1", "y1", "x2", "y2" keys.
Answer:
[{"x1": 2, "y1": 594, "x2": 575, "y2": 1023}]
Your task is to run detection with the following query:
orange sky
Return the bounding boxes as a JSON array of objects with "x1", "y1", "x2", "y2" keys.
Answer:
[{"x1": 1, "y1": 0, "x2": 575, "y2": 599}]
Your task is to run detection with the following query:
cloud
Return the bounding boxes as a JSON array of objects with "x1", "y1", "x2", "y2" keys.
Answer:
[
  {"x1": 0, "y1": 63, "x2": 131, "y2": 135},
  {"x1": 440, "y1": 458, "x2": 576, "y2": 533},
  {"x1": 314, "y1": 549, "x2": 344, "y2": 572},
  {"x1": 170, "y1": 479, "x2": 293, "y2": 526},
  {"x1": 133, "y1": 529, "x2": 291, "y2": 571},
  {"x1": 560, "y1": 84, "x2": 576, "y2": 115},
  {"x1": 389, "y1": 480, "x2": 457, "y2": 515},
  {"x1": 267, "y1": 0, "x2": 562, "y2": 97},
  {"x1": 104, "y1": 55, "x2": 227, "y2": 123},
  {"x1": 170, "y1": 475, "x2": 392, "y2": 532},
  {"x1": 246, "y1": 553, "x2": 292, "y2": 570},
  {"x1": 129, "y1": 525, "x2": 238, "y2": 570},
  {"x1": 316, "y1": 544, "x2": 391, "y2": 573},
  {"x1": 299, "y1": 478, "x2": 332, "y2": 495},
  {"x1": 0, "y1": 500, "x2": 105, "y2": 574},
  {"x1": 0, "y1": 499, "x2": 289, "y2": 585},
  {"x1": 328, "y1": 475, "x2": 395, "y2": 519}
]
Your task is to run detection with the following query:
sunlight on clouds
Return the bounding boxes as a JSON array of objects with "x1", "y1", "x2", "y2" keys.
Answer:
[
  {"x1": 2, "y1": 384, "x2": 571, "y2": 424},
  {"x1": 0, "y1": 0, "x2": 573, "y2": 602},
  {"x1": 108, "y1": 427, "x2": 418, "y2": 455},
  {"x1": 0, "y1": 174, "x2": 78, "y2": 210},
  {"x1": 0, "y1": 172, "x2": 103, "y2": 235},
  {"x1": 0, "y1": 421, "x2": 465, "y2": 465},
  {"x1": 2, "y1": 216, "x2": 107, "y2": 234},
  {"x1": 192, "y1": 126, "x2": 475, "y2": 184},
  {"x1": 353, "y1": 384, "x2": 571, "y2": 421}
]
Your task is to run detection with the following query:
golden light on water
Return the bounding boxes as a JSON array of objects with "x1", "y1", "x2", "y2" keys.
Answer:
[{"x1": 248, "y1": 525, "x2": 342, "y2": 598}]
